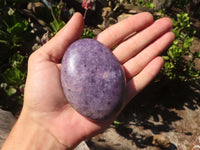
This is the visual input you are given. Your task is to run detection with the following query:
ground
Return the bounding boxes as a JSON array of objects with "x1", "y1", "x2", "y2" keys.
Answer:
[
  {"x1": 85, "y1": 35, "x2": 200, "y2": 149},
  {"x1": 85, "y1": 6, "x2": 200, "y2": 149},
  {"x1": 86, "y1": 78, "x2": 200, "y2": 149}
]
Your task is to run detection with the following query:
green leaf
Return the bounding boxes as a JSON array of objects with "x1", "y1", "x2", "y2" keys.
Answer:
[
  {"x1": 6, "y1": 86, "x2": 17, "y2": 96},
  {"x1": 10, "y1": 53, "x2": 24, "y2": 68},
  {"x1": 7, "y1": 20, "x2": 28, "y2": 35},
  {"x1": 162, "y1": 56, "x2": 169, "y2": 60},
  {"x1": 3, "y1": 68, "x2": 25, "y2": 85},
  {"x1": 113, "y1": 120, "x2": 121, "y2": 125},
  {"x1": 194, "y1": 52, "x2": 200, "y2": 58},
  {"x1": 50, "y1": 19, "x2": 65, "y2": 33},
  {"x1": 0, "y1": 40, "x2": 10, "y2": 46},
  {"x1": 81, "y1": 29, "x2": 95, "y2": 39},
  {"x1": 145, "y1": 2, "x2": 154, "y2": 8}
]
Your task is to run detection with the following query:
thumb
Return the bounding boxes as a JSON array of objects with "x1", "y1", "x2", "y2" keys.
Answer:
[{"x1": 39, "y1": 12, "x2": 84, "y2": 62}]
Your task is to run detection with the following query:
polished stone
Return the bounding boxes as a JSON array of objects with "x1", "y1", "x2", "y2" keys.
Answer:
[{"x1": 61, "y1": 38, "x2": 125, "y2": 121}]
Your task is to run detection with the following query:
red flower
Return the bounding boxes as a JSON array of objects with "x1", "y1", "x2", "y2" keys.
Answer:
[{"x1": 82, "y1": 0, "x2": 94, "y2": 10}]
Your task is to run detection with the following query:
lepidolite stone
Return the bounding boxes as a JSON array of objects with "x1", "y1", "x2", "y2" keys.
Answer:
[{"x1": 61, "y1": 38, "x2": 126, "y2": 121}]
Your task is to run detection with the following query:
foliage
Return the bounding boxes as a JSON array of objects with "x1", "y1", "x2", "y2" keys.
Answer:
[
  {"x1": 131, "y1": 0, "x2": 154, "y2": 8},
  {"x1": 81, "y1": 28, "x2": 95, "y2": 39},
  {"x1": 0, "y1": 0, "x2": 97, "y2": 111},
  {"x1": 0, "y1": 53, "x2": 26, "y2": 103},
  {"x1": 0, "y1": 0, "x2": 200, "y2": 112},
  {"x1": 127, "y1": 0, "x2": 200, "y2": 81},
  {"x1": 50, "y1": 19, "x2": 65, "y2": 36},
  {"x1": 49, "y1": 4, "x2": 66, "y2": 37},
  {"x1": 0, "y1": 4, "x2": 32, "y2": 66},
  {"x1": 0, "y1": 0, "x2": 34, "y2": 109},
  {"x1": 161, "y1": 12, "x2": 200, "y2": 81}
]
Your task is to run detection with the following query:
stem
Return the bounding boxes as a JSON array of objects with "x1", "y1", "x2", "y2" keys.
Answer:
[
  {"x1": 58, "y1": 0, "x2": 62, "y2": 20},
  {"x1": 83, "y1": 9, "x2": 88, "y2": 20},
  {"x1": 0, "y1": 40, "x2": 10, "y2": 45},
  {"x1": 49, "y1": 0, "x2": 58, "y2": 28},
  {"x1": 2, "y1": 20, "x2": 10, "y2": 29}
]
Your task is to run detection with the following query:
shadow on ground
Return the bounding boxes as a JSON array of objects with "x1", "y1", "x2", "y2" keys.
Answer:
[{"x1": 115, "y1": 79, "x2": 200, "y2": 149}]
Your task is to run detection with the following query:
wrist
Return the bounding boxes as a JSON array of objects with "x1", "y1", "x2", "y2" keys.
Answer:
[{"x1": 2, "y1": 110, "x2": 69, "y2": 150}]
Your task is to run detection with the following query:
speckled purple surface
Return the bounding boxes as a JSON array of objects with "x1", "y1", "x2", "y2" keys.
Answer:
[{"x1": 61, "y1": 38, "x2": 126, "y2": 121}]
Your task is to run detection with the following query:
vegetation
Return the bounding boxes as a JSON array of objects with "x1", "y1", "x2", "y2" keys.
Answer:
[
  {"x1": 0, "y1": 0, "x2": 33, "y2": 110},
  {"x1": 0, "y1": 0, "x2": 199, "y2": 112},
  {"x1": 161, "y1": 12, "x2": 199, "y2": 81}
]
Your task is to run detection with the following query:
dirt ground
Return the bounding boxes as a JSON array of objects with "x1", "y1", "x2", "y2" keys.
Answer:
[
  {"x1": 86, "y1": 37, "x2": 200, "y2": 149},
  {"x1": 86, "y1": 80, "x2": 200, "y2": 150}
]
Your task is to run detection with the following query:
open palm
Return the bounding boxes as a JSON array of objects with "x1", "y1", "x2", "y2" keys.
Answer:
[{"x1": 23, "y1": 12, "x2": 174, "y2": 148}]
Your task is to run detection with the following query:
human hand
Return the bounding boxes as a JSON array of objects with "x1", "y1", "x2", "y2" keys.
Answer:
[{"x1": 2, "y1": 12, "x2": 174, "y2": 150}]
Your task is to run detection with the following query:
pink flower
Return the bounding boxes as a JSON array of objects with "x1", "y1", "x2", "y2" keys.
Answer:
[{"x1": 82, "y1": 0, "x2": 94, "y2": 10}]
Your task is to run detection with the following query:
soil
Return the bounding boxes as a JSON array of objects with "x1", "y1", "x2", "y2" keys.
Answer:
[
  {"x1": 85, "y1": 11, "x2": 200, "y2": 150},
  {"x1": 86, "y1": 79, "x2": 200, "y2": 149}
]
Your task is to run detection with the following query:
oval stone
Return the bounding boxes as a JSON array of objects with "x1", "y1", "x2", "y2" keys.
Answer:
[{"x1": 61, "y1": 38, "x2": 126, "y2": 121}]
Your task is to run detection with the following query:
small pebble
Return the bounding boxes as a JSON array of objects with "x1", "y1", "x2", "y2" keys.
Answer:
[{"x1": 152, "y1": 134, "x2": 171, "y2": 149}]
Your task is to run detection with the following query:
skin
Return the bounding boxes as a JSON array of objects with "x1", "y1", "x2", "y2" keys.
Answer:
[{"x1": 2, "y1": 12, "x2": 174, "y2": 150}]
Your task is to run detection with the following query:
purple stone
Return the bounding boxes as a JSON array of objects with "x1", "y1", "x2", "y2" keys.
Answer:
[{"x1": 61, "y1": 38, "x2": 126, "y2": 121}]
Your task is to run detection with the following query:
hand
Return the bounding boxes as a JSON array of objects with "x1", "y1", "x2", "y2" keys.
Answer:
[{"x1": 2, "y1": 12, "x2": 174, "y2": 150}]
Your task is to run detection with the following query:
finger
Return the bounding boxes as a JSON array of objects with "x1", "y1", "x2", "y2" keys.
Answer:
[
  {"x1": 124, "y1": 31, "x2": 175, "y2": 79},
  {"x1": 96, "y1": 12, "x2": 154, "y2": 49},
  {"x1": 113, "y1": 17, "x2": 173, "y2": 63},
  {"x1": 124, "y1": 56, "x2": 164, "y2": 105},
  {"x1": 39, "y1": 12, "x2": 84, "y2": 62}
]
